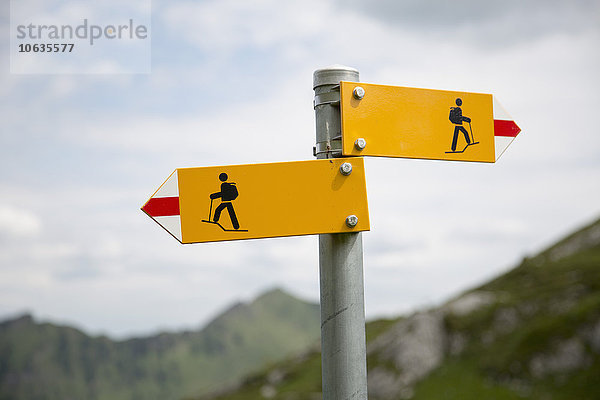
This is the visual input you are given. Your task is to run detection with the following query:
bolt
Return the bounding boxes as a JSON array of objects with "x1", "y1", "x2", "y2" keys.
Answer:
[
  {"x1": 345, "y1": 215, "x2": 359, "y2": 228},
  {"x1": 353, "y1": 86, "x2": 365, "y2": 100},
  {"x1": 339, "y1": 162, "x2": 353, "y2": 176},
  {"x1": 354, "y1": 138, "x2": 367, "y2": 150}
]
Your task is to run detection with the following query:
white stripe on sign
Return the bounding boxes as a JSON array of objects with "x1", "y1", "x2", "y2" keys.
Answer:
[
  {"x1": 495, "y1": 135, "x2": 515, "y2": 161},
  {"x1": 155, "y1": 215, "x2": 182, "y2": 242},
  {"x1": 153, "y1": 170, "x2": 179, "y2": 198}
]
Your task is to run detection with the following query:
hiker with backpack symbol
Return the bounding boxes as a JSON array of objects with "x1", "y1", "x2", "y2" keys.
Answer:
[
  {"x1": 209, "y1": 172, "x2": 240, "y2": 230},
  {"x1": 449, "y1": 98, "x2": 473, "y2": 152}
]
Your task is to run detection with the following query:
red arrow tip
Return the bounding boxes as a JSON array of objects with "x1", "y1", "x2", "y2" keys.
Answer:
[
  {"x1": 142, "y1": 197, "x2": 180, "y2": 217},
  {"x1": 494, "y1": 119, "x2": 521, "y2": 138}
]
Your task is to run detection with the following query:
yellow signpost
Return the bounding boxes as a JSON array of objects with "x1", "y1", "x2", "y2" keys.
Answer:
[
  {"x1": 340, "y1": 82, "x2": 520, "y2": 163},
  {"x1": 142, "y1": 158, "x2": 370, "y2": 244},
  {"x1": 142, "y1": 65, "x2": 522, "y2": 400}
]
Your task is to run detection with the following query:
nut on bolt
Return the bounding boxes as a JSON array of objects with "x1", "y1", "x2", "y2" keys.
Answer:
[
  {"x1": 339, "y1": 162, "x2": 353, "y2": 176},
  {"x1": 345, "y1": 215, "x2": 359, "y2": 228},
  {"x1": 354, "y1": 138, "x2": 367, "y2": 150},
  {"x1": 353, "y1": 86, "x2": 365, "y2": 100}
]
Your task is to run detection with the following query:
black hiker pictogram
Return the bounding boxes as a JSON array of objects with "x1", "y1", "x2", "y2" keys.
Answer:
[
  {"x1": 446, "y1": 98, "x2": 479, "y2": 154},
  {"x1": 202, "y1": 172, "x2": 248, "y2": 232}
]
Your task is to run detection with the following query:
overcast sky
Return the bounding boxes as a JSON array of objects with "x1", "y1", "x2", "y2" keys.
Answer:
[{"x1": 1, "y1": 0, "x2": 599, "y2": 338}]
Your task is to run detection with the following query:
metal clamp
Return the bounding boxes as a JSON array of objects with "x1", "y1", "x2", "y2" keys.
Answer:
[
  {"x1": 314, "y1": 148, "x2": 343, "y2": 157},
  {"x1": 315, "y1": 136, "x2": 343, "y2": 157},
  {"x1": 314, "y1": 91, "x2": 341, "y2": 108}
]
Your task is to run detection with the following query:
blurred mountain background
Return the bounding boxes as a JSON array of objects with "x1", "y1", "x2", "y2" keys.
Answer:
[
  {"x1": 0, "y1": 289, "x2": 320, "y2": 400},
  {"x1": 2, "y1": 216, "x2": 599, "y2": 400},
  {"x1": 199, "y1": 217, "x2": 600, "y2": 400}
]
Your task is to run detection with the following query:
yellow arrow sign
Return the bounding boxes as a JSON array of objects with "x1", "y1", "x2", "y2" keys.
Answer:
[
  {"x1": 340, "y1": 82, "x2": 521, "y2": 163},
  {"x1": 142, "y1": 158, "x2": 370, "y2": 244}
]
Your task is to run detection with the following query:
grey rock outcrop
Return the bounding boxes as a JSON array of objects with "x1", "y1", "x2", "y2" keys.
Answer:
[
  {"x1": 367, "y1": 311, "x2": 446, "y2": 399},
  {"x1": 529, "y1": 338, "x2": 589, "y2": 378}
]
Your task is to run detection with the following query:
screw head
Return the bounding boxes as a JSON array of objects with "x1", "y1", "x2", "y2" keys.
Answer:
[
  {"x1": 354, "y1": 138, "x2": 367, "y2": 150},
  {"x1": 345, "y1": 215, "x2": 359, "y2": 228},
  {"x1": 339, "y1": 162, "x2": 353, "y2": 176},
  {"x1": 353, "y1": 86, "x2": 365, "y2": 100}
]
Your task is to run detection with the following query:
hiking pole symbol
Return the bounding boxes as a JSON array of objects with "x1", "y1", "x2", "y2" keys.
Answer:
[
  {"x1": 208, "y1": 197, "x2": 214, "y2": 222},
  {"x1": 468, "y1": 121, "x2": 475, "y2": 143}
]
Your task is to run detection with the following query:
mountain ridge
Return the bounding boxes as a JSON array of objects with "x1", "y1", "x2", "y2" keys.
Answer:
[
  {"x1": 3, "y1": 217, "x2": 599, "y2": 400},
  {"x1": 0, "y1": 288, "x2": 320, "y2": 400}
]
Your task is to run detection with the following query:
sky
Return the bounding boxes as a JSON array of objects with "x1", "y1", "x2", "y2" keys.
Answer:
[{"x1": 1, "y1": 0, "x2": 599, "y2": 338}]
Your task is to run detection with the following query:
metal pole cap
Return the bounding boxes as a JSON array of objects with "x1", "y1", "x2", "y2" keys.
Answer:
[{"x1": 313, "y1": 64, "x2": 359, "y2": 88}]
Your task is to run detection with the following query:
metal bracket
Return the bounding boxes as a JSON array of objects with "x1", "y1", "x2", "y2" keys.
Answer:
[
  {"x1": 314, "y1": 149, "x2": 343, "y2": 157},
  {"x1": 315, "y1": 141, "x2": 343, "y2": 157},
  {"x1": 314, "y1": 91, "x2": 341, "y2": 108}
]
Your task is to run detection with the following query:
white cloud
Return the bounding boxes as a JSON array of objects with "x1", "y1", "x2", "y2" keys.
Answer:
[
  {"x1": 0, "y1": 205, "x2": 42, "y2": 238},
  {"x1": 56, "y1": 77, "x2": 315, "y2": 169},
  {"x1": 162, "y1": 0, "x2": 328, "y2": 52},
  {"x1": 341, "y1": 0, "x2": 600, "y2": 46}
]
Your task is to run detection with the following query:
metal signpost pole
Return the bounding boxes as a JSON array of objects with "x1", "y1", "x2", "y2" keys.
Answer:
[{"x1": 313, "y1": 65, "x2": 368, "y2": 400}]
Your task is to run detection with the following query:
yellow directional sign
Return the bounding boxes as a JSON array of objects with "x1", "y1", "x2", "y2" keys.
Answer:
[
  {"x1": 340, "y1": 82, "x2": 521, "y2": 163},
  {"x1": 142, "y1": 158, "x2": 370, "y2": 244}
]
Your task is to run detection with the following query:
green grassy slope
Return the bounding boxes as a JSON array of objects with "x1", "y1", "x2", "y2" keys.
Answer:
[
  {"x1": 201, "y1": 217, "x2": 600, "y2": 400},
  {"x1": 416, "y1": 219, "x2": 600, "y2": 400},
  {"x1": 0, "y1": 289, "x2": 320, "y2": 400},
  {"x1": 196, "y1": 318, "x2": 400, "y2": 400}
]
